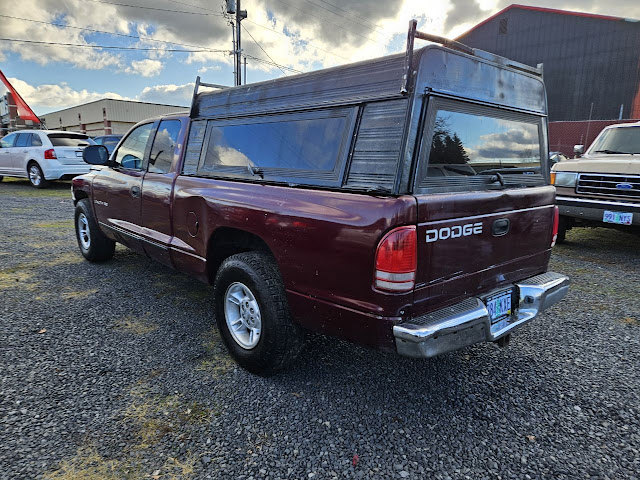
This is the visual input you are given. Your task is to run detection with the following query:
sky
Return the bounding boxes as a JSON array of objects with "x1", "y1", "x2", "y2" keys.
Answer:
[{"x1": 1, "y1": 0, "x2": 639, "y2": 115}]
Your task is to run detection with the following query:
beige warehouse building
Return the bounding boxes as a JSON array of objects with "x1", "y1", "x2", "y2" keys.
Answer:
[{"x1": 40, "y1": 98, "x2": 187, "y2": 136}]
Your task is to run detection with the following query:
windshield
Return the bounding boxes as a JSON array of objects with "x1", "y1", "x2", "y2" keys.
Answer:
[
  {"x1": 48, "y1": 134, "x2": 94, "y2": 147},
  {"x1": 588, "y1": 126, "x2": 640, "y2": 155},
  {"x1": 416, "y1": 99, "x2": 545, "y2": 193}
]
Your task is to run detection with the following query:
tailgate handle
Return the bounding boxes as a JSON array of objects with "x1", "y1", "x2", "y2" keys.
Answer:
[{"x1": 492, "y1": 218, "x2": 510, "y2": 236}]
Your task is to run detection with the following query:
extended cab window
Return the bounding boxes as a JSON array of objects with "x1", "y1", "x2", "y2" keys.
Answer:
[
  {"x1": 149, "y1": 120, "x2": 181, "y2": 174},
  {"x1": 416, "y1": 99, "x2": 546, "y2": 193},
  {"x1": 197, "y1": 108, "x2": 355, "y2": 186},
  {"x1": 114, "y1": 123, "x2": 154, "y2": 170}
]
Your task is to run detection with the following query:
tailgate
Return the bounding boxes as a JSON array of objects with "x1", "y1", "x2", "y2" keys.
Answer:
[{"x1": 413, "y1": 186, "x2": 555, "y2": 312}]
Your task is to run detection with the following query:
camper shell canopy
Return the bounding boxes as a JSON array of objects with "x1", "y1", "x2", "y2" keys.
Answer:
[{"x1": 190, "y1": 45, "x2": 547, "y2": 120}]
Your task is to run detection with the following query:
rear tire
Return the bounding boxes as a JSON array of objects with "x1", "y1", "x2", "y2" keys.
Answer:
[
  {"x1": 27, "y1": 162, "x2": 48, "y2": 189},
  {"x1": 74, "y1": 198, "x2": 115, "y2": 262},
  {"x1": 214, "y1": 252, "x2": 304, "y2": 376}
]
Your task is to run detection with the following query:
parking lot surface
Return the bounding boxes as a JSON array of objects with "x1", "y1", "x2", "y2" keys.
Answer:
[{"x1": 1, "y1": 179, "x2": 639, "y2": 480}]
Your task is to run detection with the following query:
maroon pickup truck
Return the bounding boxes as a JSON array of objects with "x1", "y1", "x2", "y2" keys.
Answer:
[{"x1": 73, "y1": 23, "x2": 569, "y2": 375}]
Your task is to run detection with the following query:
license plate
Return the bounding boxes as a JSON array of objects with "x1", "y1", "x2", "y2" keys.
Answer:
[
  {"x1": 485, "y1": 289, "x2": 513, "y2": 334},
  {"x1": 603, "y1": 210, "x2": 633, "y2": 225}
]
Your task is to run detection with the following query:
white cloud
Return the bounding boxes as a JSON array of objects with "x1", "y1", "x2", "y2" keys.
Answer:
[
  {"x1": 126, "y1": 59, "x2": 164, "y2": 77},
  {"x1": 0, "y1": 0, "x2": 125, "y2": 70},
  {"x1": 137, "y1": 83, "x2": 194, "y2": 105},
  {"x1": 5, "y1": 77, "x2": 129, "y2": 111}
]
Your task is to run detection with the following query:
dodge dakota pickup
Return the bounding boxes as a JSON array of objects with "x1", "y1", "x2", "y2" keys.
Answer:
[{"x1": 73, "y1": 21, "x2": 569, "y2": 375}]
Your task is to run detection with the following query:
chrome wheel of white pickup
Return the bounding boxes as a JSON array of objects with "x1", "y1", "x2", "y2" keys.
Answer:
[
  {"x1": 77, "y1": 213, "x2": 91, "y2": 250},
  {"x1": 224, "y1": 282, "x2": 262, "y2": 349}
]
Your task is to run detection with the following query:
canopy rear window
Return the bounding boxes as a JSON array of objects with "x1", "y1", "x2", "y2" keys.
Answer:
[
  {"x1": 415, "y1": 98, "x2": 546, "y2": 194},
  {"x1": 48, "y1": 133, "x2": 93, "y2": 147}
]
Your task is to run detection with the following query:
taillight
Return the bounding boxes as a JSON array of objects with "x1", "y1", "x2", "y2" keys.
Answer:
[
  {"x1": 551, "y1": 206, "x2": 559, "y2": 247},
  {"x1": 374, "y1": 226, "x2": 417, "y2": 292},
  {"x1": 44, "y1": 149, "x2": 57, "y2": 159}
]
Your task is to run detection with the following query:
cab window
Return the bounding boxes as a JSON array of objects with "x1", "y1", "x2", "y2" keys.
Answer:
[
  {"x1": 148, "y1": 120, "x2": 181, "y2": 174},
  {"x1": 114, "y1": 123, "x2": 154, "y2": 170}
]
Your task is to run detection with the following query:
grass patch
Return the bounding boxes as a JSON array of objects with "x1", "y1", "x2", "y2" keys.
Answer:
[
  {"x1": 124, "y1": 383, "x2": 214, "y2": 450},
  {"x1": 43, "y1": 446, "x2": 140, "y2": 480},
  {"x1": 196, "y1": 329, "x2": 235, "y2": 378},
  {"x1": 35, "y1": 220, "x2": 75, "y2": 230},
  {"x1": 43, "y1": 444, "x2": 197, "y2": 480},
  {"x1": 0, "y1": 252, "x2": 86, "y2": 292},
  {"x1": 621, "y1": 317, "x2": 639, "y2": 326},
  {"x1": 61, "y1": 288, "x2": 98, "y2": 300},
  {"x1": 0, "y1": 264, "x2": 39, "y2": 291},
  {"x1": 115, "y1": 315, "x2": 158, "y2": 335}
]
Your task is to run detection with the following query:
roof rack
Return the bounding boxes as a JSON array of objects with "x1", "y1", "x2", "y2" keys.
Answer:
[
  {"x1": 401, "y1": 19, "x2": 543, "y2": 94},
  {"x1": 189, "y1": 76, "x2": 229, "y2": 117}
]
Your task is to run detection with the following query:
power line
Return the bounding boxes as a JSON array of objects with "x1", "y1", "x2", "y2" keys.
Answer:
[
  {"x1": 84, "y1": 0, "x2": 224, "y2": 15},
  {"x1": 269, "y1": 0, "x2": 381, "y2": 46},
  {"x1": 0, "y1": 38, "x2": 224, "y2": 52},
  {"x1": 0, "y1": 13, "x2": 226, "y2": 52},
  {"x1": 0, "y1": 30, "x2": 298, "y2": 73},
  {"x1": 244, "y1": 19, "x2": 348, "y2": 61},
  {"x1": 305, "y1": 0, "x2": 388, "y2": 36},
  {"x1": 244, "y1": 55, "x2": 301, "y2": 73},
  {"x1": 163, "y1": 0, "x2": 350, "y2": 61},
  {"x1": 0, "y1": 6, "x2": 312, "y2": 76},
  {"x1": 241, "y1": 23, "x2": 288, "y2": 76}
]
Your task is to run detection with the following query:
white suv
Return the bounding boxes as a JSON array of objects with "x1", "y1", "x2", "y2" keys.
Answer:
[{"x1": 0, "y1": 130, "x2": 95, "y2": 188}]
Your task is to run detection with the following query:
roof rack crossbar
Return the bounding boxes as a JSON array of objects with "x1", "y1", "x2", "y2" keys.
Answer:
[
  {"x1": 190, "y1": 75, "x2": 229, "y2": 118},
  {"x1": 402, "y1": 20, "x2": 474, "y2": 94},
  {"x1": 401, "y1": 19, "x2": 542, "y2": 94}
]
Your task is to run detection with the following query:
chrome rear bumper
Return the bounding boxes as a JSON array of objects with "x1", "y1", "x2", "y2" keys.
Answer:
[{"x1": 393, "y1": 272, "x2": 570, "y2": 358}]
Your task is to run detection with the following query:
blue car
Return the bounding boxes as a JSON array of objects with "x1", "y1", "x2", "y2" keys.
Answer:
[{"x1": 93, "y1": 135, "x2": 123, "y2": 154}]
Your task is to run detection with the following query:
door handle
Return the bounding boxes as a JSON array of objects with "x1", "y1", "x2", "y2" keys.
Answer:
[
  {"x1": 130, "y1": 185, "x2": 141, "y2": 198},
  {"x1": 492, "y1": 218, "x2": 510, "y2": 236}
]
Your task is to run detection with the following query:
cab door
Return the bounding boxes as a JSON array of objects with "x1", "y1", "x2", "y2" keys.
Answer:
[
  {"x1": 139, "y1": 118, "x2": 186, "y2": 266},
  {"x1": 91, "y1": 122, "x2": 155, "y2": 254}
]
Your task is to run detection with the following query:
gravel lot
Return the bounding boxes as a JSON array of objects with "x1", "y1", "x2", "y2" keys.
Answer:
[{"x1": 1, "y1": 178, "x2": 639, "y2": 480}]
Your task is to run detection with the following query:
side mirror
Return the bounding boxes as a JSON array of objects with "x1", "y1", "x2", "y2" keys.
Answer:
[
  {"x1": 83, "y1": 145, "x2": 110, "y2": 165},
  {"x1": 573, "y1": 144, "x2": 584, "y2": 157}
]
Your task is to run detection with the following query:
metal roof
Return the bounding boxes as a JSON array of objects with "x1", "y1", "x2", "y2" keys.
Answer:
[{"x1": 457, "y1": 4, "x2": 638, "y2": 40}]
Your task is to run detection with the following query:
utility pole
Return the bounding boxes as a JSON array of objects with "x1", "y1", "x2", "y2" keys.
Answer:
[{"x1": 226, "y1": 0, "x2": 247, "y2": 86}]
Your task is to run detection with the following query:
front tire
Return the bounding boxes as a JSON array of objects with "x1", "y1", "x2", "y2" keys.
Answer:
[
  {"x1": 556, "y1": 216, "x2": 569, "y2": 244},
  {"x1": 28, "y1": 162, "x2": 48, "y2": 189},
  {"x1": 74, "y1": 198, "x2": 115, "y2": 262},
  {"x1": 214, "y1": 252, "x2": 304, "y2": 376}
]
